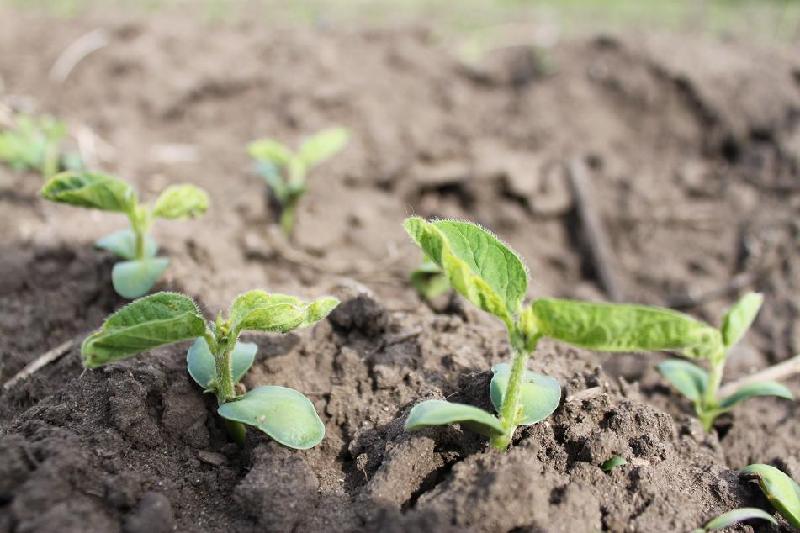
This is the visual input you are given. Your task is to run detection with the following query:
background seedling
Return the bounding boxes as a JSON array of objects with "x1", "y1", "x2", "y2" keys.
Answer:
[
  {"x1": 601, "y1": 455, "x2": 627, "y2": 472},
  {"x1": 81, "y1": 290, "x2": 339, "y2": 448},
  {"x1": 247, "y1": 127, "x2": 348, "y2": 238},
  {"x1": 0, "y1": 113, "x2": 75, "y2": 179},
  {"x1": 40, "y1": 171, "x2": 209, "y2": 299},
  {"x1": 692, "y1": 508, "x2": 777, "y2": 532},
  {"x1": 738, "y1": 464, "x2": 800, "y2": 529},
  {"x1": 410, "y1": 259, "x2": 451, "y2": 300}
]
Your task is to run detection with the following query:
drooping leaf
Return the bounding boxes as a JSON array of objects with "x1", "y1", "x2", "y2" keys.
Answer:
[
  {"x1": 40, "y1": 171, "x2": 136, "y2": 213},
  {"x1": 657, "y1": 359, "x2": 709, "y2": 402},
  {"x1": 187, "y1": 337, "x2": 258, "y2": 390},
  {"x1": 297, "y1": 127, "x2": 349, "y2": 168},
  {"x1": 531, "y1": 298, "x2": 722, "y2": 359},
  {"x1": 96, "y1": 229, "x2": 157, "y2": 260},
  {"x1": 217, "y1": 385, "x2": 325, "y2": 449},
  {"x1": 699, "y1": 508, "x2": 777, "y2": 531},
  {"x1": 247, "y1": 138, "x2": 293, "y2": 167},
  {"x1": 228, "y1": 290, "x2": 339, "y2": 336},
  {"x1": 404, "y1": 399, "x2": 504, "y2": 437},
  {"x1": 112, "y1": 258, "x2": 170, "y2": 299},
  {"x1": 152, "y1": 184, "x2": 209, "y2": 219},
  {"x1": 740, "y1": 464, "x2": 800, "y2": 528},
  {"x1": 81, "y1": 292, "x2": 206, "y2": 368},
  {"x1": 489, "y1": 362, "x2": 561, "y2": 425},
  {"x1": 721, "y1": 292, "x2": 763, "y2": 349},
  {"x1": 719, "y1": 381, "x2": 793, "y2": 410},
  {"x1": 601, "y1": 456, "x2": 627, "y2": 472},
  {"x1": 404, "y1": 217, "x2": 527, "y2": 326}
]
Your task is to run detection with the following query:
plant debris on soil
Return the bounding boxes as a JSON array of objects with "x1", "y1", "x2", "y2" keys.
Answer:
[{"x1": 1, "y1": 8, "x2": 799, "y2": 532}]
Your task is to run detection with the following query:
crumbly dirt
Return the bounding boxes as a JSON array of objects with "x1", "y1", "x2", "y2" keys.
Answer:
[{"x1": 1, "y1": 8, "x2": 799, "y2": 533}]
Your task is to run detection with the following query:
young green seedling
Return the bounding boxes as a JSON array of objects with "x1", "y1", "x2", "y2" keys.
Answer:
[
  {"x1": 692, "y1": 508, "x2": 777, "y2": 532},
  {"x1": 410, "y1": 259, "x2": 451, "y2": 301},
  {"x1": 40, "y1": 171, "x2": 209, "y2": 299},
  {"x1": 0, "y1": 113, "x2": 72, "y2": 179},
  {"x1": 81, "y1": 290, "x2": 339, "y2": 448},
  {"x1": 247, "y1": 127, "x2": 348, "y2": 237},
  {"x1": 740, "y1": 464, "x2": 800, "y2": 529}
]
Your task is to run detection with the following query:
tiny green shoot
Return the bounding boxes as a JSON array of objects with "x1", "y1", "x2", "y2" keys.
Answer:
[
  {"x1": 740, "y1": 464, "x2": 800, "y2": 529},
  {"x1": 81, "y1": 290, "x2": 339, "y2": 448},
  {"x1": 692, "y1": 508, "x2": 777, "y2": 532},
  {"x1": 247, "y1": 127, "x2": 349, "y2": 237},
  {"x1": 40, "y1": 171, "x2": 209, "y2": 299},
  {"x1": 0, "y1": 113, "x2": 73, "y2": 179},
  {"x1": 410, "y1": 259, "x2": 451, "y2": 300},
  {"x1": 601, "y1": 455, "x2": 627, "y2": 472}
]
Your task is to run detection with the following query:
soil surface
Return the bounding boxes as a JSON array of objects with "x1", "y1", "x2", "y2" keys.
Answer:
[{"x1": 1, "y1": 8, "x2": 799, "y2": 533}]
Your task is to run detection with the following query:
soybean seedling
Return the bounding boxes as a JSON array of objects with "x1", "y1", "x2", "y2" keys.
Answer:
[
  {"x1": 692, "y1": 508, "x2": 777, "y2": 532},
  {"x1": 247, "y1": 127, "x2": 348, "y2": 237},
  {"x1": 40, "y1": 171, "x2": 209, "y2": 299},
  {"x1": 82, "y1": 290, "x2": 339, "y2": 448},
  {"x1": 410, "y1": 259, "x2": 451, "y2": 301},
  {"x1": 740, "y1": 464, "x2": 800, "y2": 529},
  {"x1": 0, "y1": 113, "x2": 72, "y2": 179}
]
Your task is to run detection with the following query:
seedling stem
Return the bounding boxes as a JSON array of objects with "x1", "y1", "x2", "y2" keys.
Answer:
[{"x1": 492, "y1": 343, "x2": 532, "y2": 449}]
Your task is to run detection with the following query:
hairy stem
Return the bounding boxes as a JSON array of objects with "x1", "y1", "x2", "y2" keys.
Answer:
[
  {"x1": 490, "y1": 340, "x2": 532, "y2": 449},
  {"x1": 213, "y1": 342, "x2": 236, "y2": 404}
]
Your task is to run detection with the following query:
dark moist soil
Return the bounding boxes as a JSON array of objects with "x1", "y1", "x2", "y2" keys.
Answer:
[{"x1": 1, "y1": 8, "x2": 799, "y2": 533}]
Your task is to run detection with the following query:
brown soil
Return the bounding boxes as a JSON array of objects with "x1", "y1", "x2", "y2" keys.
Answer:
[{"x1": 1, "y1": 8, "x2": 799, "y2": 532}]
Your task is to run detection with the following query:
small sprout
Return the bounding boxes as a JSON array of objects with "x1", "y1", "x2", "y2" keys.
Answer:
[
  {"x1": 410, "y1": 259, "x2": 451, "y2": 300},
  {"x1": 693, "y1": 508, "x2": 777, "y2": 532},
  {"x1": 82, "y1": 290, "x2": 340, "y2": 448},
  {"x1": 601, "y1": 455, "x2": 627, "y2": 472},
  {"x1": 0, "y1": 113, "x2": 73, "y2": 179},
  {"x1": 741, "y1": 464, "x2": 800, "y2": 529},
  {"x1": 40, "y1": 172, "x2": 209, "y2": 299},
  {"x1": 247, "y1": 127, "x2": 349, "y2": 237}
]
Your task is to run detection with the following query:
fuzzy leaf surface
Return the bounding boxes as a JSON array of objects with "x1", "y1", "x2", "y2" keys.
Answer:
[
  {"x1": 81, "y1": 292, "x2": 206, "y2": 367},
  {"x1": 152, "y1": 184, "x2": 209, "y2": 219},
  {"x1": 217, "y1": 385, "x2": 324, "y2": 449},
  {"x1": 40, "y1": 171, "x2": 135, "y2": 213},
  {"x1": 228, "y1": 290, "x2": 339, "y2": 336}
]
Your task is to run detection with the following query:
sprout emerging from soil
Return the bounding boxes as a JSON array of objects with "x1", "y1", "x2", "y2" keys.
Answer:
[
  {"x1": 81, "y1": 290, "x2": 339, "y2": 448},
  {"x1": 247, "y1": 127, "x2": 349, "y2": 238},
  {"x1": 692, "y1": 508, "x2": 777, "y2": 532},
  {"x1": 740, "y1": 464, "x2": 800, "y2": 529},
  {"x1": 40, "y1": 171, "x2": 209, "y2": 299},
  {"x1": 0, "y1": 113, "x2": 74, "y2": 179}
]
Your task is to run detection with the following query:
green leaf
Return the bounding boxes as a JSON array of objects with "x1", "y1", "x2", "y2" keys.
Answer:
[
  {"x1": 95, "y1": 229, "x2": 157, "y2": 260},
  {"x1": 719, "y1": 381, "x2": 793, "y2": 410},
  {"x1": 228, "y1": 290, "x2": 339, "y2": 336},
  {"x1": 217, "y1": 385, "x2": 325, "y2": 449},
  {"x1": 247, "y1": 138, "x2": 293, "y2": 167},
  {"x1": 657, "y1": 359, "x2": 709, "y2": 402},
  {"x1": 187, "y1": 337, "x2": 258, "y2": 390},
  {"x1": 40, "y1": 171, "x2": 136, "y2": 213},
  {"x1": 531, "y1": 298, "x2": 722, "y2": 359},
  {"x1": 601, "y1": 456, "x2": 627, "y2": 472},
  {"x1": 410, "y1": 260, "x2": 451, "y2": 300},
  {"x1": 741, "y1": 464, "x2": 800, "y2": 528},
  {"x1": 403, "y1": 217, "x2": 528, "y2": 326},
  {"x1": 152, "y1": 184, "x2": 210, "y2": 219},
  {"x1": 489, "y1": 362, "x2": 561, "y2": 425},
  {"x1": 297, "y1": 127, "x2": 349, "y2": 168},
  {"x1": 81, "y1": 292, "x2": 206, "y2": 368},
  {"x1": 112, "y1": 258, "x2": 170, "y2": 299},
  {"x1": 721, "y1": 293, "x2": 763, "y2": 349},
  {"x1": 701, "y1": 508, "x2": 777, "y2": 531},
  {"x1": 404, "y1": 399, "x2": 504, "y2": 437}
]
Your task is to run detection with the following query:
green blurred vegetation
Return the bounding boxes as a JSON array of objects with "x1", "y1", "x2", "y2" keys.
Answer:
[{"x1": 2, "y1": 0, "x2": 799, "y2": 42}]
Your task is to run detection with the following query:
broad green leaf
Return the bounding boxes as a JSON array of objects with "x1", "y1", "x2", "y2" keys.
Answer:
[
  {"x1": 248, "y1": 138, "x2": 293, "y2": 167},
  {"x1": 719, "y1": 381, "x2": 793, "y2": 410},
  {"x1": 721, "y1": 293, "x2": 763, "y2": 349},
  {"x1": 152, "y1": 184, "x2": 209, "y2": 219},
  {"x1": 601, "y1": 456, "x2": 627, "y2": 472},
  {"x1": 404, "y1": 217, "x2": 527, "y2": 326},
  {"x1": 700, "y1": 508, "x2": 776, "y2": 531},
  {"x1": 81, "y1": 292, "x2": 206, "y2": 368},
  {"x1": 96, "y1": 229, "x2": 157, "y2": 260},
  {"x1": 404, "y1": 399, "x2": 504, "y2": 437},
  {"x1": 40, "y1": 171, "x2": 136, "y2": 213},
  {"x1": 489, "y1": 362, "x2": 561, "y2": 425},
  {"x1": 531, "y1": 298, "x2": 722, "y2": 359},
  {"x1": 228, "y1": 290, "x2": 339, "y2": 336},
  {"x1": 657, "y1": 360, "x2": 708, "y2": 402},
  {"x1": 410, "y1": 260, "x2": 451, "y2": 300},
  {"x1": 741, "y1": 464, "x2": 800, "y2": 528},
  {"x1": 297, "y1": 127, "x2": 349, "y2": 168},
  {"x1": 187, "y1": 337, "x2": 258, "y2": 390},
  {"x1": 112, "y1": 258, "x2": 170, "y2": 299},
  {"x1": 217, "y1": 385, "x2": 324, "y2": 449}
]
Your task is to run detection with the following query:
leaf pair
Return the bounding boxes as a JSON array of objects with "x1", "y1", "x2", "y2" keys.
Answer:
[
  {"x1": 41, "y1": 172, "x2": 209, "y2": 298},
  {"x1": 405, "y1": 363, "x2": 561, "y2": 437}
]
